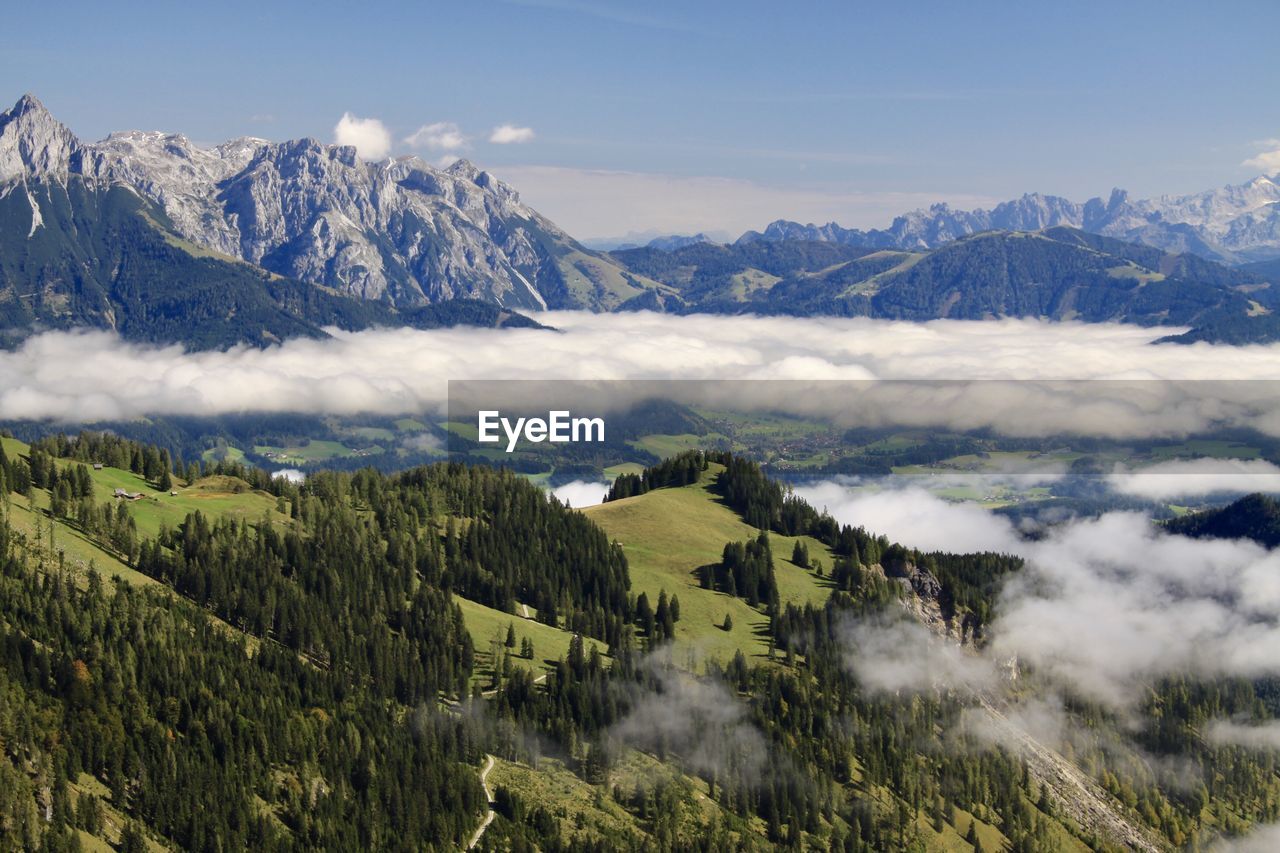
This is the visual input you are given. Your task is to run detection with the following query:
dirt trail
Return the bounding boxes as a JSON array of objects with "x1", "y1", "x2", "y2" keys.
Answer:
[{"x1": 466, "y1": 754, "x2": 497, "y2": 850}]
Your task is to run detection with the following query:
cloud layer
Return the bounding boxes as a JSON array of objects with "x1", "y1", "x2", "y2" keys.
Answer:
[
  {"x1": 6, "y1": 313, "x2": 1280, "y2": 427},
  {"x1": 1108, "y1": 458, "x2": 1280, "y2": 500}
]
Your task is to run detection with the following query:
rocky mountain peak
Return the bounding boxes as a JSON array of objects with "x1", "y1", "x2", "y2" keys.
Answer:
[
  {"x1": 0, "y1": 93, "x2": 660, "y2": 312},
  {"x1": 0, "y1": 93, "x2": 80, "y2": 181}
]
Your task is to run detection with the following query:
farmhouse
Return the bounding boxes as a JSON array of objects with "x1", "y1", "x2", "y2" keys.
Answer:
[{"x1": 113, "y1": 488, "x2": 144, "y2": 501}]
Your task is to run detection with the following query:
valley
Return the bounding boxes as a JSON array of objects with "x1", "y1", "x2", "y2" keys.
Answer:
[{"x1": 2, "y1": 432, "x2": 1277, "y2": 849}]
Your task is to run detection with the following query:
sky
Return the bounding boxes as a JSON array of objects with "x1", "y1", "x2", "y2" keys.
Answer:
[{"x1": 5, "y1": 0, "x2": 1280, "y2": 239}]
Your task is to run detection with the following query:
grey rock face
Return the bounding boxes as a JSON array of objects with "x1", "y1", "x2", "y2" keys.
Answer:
[
  {"x1": 0, "y1": 94, "x2": 79, "y2": 180},
  {"x1": 0, "y1": 94, "x2": 635, "y2": 310}
]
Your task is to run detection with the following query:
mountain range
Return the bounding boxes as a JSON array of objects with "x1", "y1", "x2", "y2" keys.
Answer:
[
  {"x1": 610, "y1": 227, "x2": 1280, "y2": 343},
  {"x1": 0, "y1": 93, "x2": 666, "y2": 345},
  {"x1": 738, "y1": 177, "x2": 1280, "y2": 265},
  {"x1": 4, "y1": 92, "x2": 1280, "y2": 347}
]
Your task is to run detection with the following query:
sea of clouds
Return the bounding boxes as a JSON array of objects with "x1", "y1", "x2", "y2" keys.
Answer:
[{"x1": 6, "y1": 312, "x2": 1280, "y2": 424}]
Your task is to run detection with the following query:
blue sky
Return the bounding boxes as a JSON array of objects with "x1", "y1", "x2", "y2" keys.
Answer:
[{"x1": 5, "y1": 0, "x2": 1280, "y2": 238}]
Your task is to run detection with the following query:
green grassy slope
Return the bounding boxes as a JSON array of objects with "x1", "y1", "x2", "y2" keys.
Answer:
[
  {"x1": 1, "y1": 436, "x2": 287, "y2": 571},
  {"x1": 585, "y1": 462, "x2": 834, "y2": 667},
  {"x1": 454, "y1": 595, "x2": 608, "y2": 688}
]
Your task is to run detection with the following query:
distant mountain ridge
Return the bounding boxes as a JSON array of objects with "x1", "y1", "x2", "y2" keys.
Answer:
[
  {"x1": 740, "y1": 179, "x2": 1280, "y2": 264},
  {"x1": 0, "y1": 94, "x2": 665, "y2": 314},
  {"x1": 609, "y1": 227, "x2": 1280, "y2": 343}
]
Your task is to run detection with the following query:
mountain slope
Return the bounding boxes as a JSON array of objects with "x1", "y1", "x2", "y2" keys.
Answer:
[
  {"x1": 1165, "y1": 492, "x2": 1280, "y2": 547},
  {"x1": 0, "y1": 173, "x2": 545, "y2": 348},
  {"x1": 740, "y1": 176, "x2": 1280, "y2": 264},
  {"x1": 0, "y1": 94, "x2": 666, "y2": 314},
  {"x1": 611, "y1": 228, "x2": 1277, "y2": 338},
  {"x1": 4, "y1": 436, "x2": 1280, "y2": 849}
]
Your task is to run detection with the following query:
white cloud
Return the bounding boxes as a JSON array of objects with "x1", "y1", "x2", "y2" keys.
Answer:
[
  {"x1": 1243, "y1": 143, "x2": 1280, "y2": 174},
  {"x1": 840, "y1": 613, "x2": 1000, "y2": 694},
  {"x1": 1108, "y1": 458, "x2": 1280, "y2": 500},
  {"x1": 608, "y1": 656, "x2": 769, "y2": 781},
  {"x1": 1205, "y1": 719, "x2": 1280, "y2": 750},
  {"x1": 551, "y1": 480, "x2": 610, "y2": 508},
  {"x1": 495, "y1": 164, "x2": 1000, "y2": 240},
  {"x1": 272, "y1": 468, "x2": 306, "y2": 483},
  {"x1": 9, "y1": 314, "x2": 1280, "y2": 425},
  {"x1": 489, "y1": 124, "x2": 535, "y2": 144},
  {"x1": 404, "y1": 121, "x2": 468, "y2": 151},
  {"x1": 403, "y1": 432, "x2": 444, "y2": 453},
  {"x1": 795, "y1": 483, "x2": 1018, "y2": 554},
  {"x1": 333, "y1": 112, "x2": 392, "y2": 161},
  {"x1": 798, "y1": 482, "x2": 1280, "y2": 708}
]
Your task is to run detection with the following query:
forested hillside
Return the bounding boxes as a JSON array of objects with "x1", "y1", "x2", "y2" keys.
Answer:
[
  {"x1": 0, "y1": 438, "x2": 1277, "y2": 850},
  {"x1": 1165, "y1": 493, "x2": 1280, "y2": 547}
]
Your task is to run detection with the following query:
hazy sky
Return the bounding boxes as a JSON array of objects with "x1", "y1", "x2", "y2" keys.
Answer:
[{"x1": 6, "y1": 0, "x2": 1280, "y2": 238}]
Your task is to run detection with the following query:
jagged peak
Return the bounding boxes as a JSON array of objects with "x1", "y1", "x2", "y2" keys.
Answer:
[
  {"x1": 446, "y1": 158, "x2": 480, "y2": 179},
  {"x1": 11, "y1": 92, "x2": 49, "y2": 116},
  {"x1": 0, "y1": 92, "x2": 79, "y2": 181}
]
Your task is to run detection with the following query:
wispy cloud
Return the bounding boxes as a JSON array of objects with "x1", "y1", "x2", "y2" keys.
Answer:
[
  {"x1": 404, "y1": 121, "x2": 468, "y2": 151},
  {"x1": 1206, "y1": 719, "x2": 1280, "y2": 750},
  {"x1": 489, "y1": 124, "x2": 535, "y2": 144},
  {"x1": 1214, "y1": 823, "x2": 1280, "y2": 852}
]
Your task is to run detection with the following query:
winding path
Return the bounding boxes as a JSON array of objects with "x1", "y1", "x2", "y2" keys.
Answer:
[{"x1": 466, "y1": 754, "x2": 497, "y2": 850}]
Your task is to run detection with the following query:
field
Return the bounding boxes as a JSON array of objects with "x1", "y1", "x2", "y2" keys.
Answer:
[
  {"x1": 254, "y1": 438, "x2": 379, "y2": 465},
  {"x1": 200, "y1": 444, "x2": 245, "y2": 464},
  {"x1": 628, "y1": 432, "x2": 723, "y2": 459},
  {"x1": 585, "y1": 463, "x2": 833, "y2": 667},
  {"x1": 4, "y1": 436, "x2": 289, "y2": 548}
]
